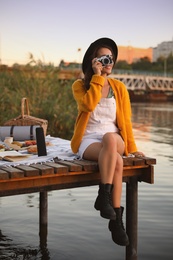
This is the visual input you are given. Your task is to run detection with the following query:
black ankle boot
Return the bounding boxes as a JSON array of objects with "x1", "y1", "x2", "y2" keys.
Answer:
[
  {"x1": 94, "y1": 183, "x2": 113, "y2": 210},
  {"x1": 94, "y1": 183, "x2": 116, "y2": 220},
  {"x1": 108, "y1": 206, "x2": 129, "y2": 246}
]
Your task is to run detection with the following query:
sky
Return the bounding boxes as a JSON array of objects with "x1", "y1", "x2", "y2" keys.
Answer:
[{"x1": 0, "y1": 0, "x2": 173, "y2": 66}]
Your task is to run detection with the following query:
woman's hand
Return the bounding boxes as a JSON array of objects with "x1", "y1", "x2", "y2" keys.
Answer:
[
  {"x1": 132, "y1": 151, "x2": 145, "y2": 157},
  {"x1": 92, "y1": 58, "x2": 102, "y2": 75}
]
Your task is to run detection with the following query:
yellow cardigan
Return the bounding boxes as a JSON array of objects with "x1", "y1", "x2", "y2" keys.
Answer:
[{"x1": 71, "y1": 75, "x2": 137, "y2": 156}]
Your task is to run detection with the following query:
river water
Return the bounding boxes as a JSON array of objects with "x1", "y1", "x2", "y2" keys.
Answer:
[{"x1": 0, "y1": 102, "x2": 173, "y2": 260}]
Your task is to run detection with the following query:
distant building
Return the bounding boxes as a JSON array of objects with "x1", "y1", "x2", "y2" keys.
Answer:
[
  {"x1": 153, "y1": 41, "x2": 173, "y2": 62},
  {"x1": 59, "y1": 40, "x2": 173, "y2": 67},
  {"x1": 117, "y1": 46, "x2": 152, "y2": 64}
]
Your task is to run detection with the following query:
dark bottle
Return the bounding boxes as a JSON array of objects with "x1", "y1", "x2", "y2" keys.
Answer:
[{"x1": 36, "y1": 127, "x2": 47, "y2": 156}]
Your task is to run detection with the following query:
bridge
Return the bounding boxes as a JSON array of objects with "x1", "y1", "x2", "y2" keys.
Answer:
[
  {"x1": 57, "y1": 69, "x2": 173, "y2": 101},
  {"x1": 111, "y1": 74, "x2": 173, "y2": 92},
  {"x1": 58, "y1": 69, "x2": 173, "y2": 92}
]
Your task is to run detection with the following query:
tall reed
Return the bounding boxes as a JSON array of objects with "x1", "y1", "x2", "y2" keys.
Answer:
[{"x1": 0, "y1": 64, "x2": 78, "y2": 140}]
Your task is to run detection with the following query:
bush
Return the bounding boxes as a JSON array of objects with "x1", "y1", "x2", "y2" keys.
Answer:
[{"x1": 0, "y1": 65, "x2": 78, "y2": 140}]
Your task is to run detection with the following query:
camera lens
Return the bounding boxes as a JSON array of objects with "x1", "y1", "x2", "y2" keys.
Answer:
[{"x1": 103, "y1": 57, "x2": 109, "y2": 65}]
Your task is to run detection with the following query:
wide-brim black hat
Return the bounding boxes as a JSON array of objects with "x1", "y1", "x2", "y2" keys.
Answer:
[{"x1": 82, "y1": 37, "x2": 118, "y2": 74}]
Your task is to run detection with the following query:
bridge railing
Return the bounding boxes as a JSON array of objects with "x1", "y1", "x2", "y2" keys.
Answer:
[
  {"x1": 112, "y1": 69, "x2": 173, "y2": 78},
  {"x1": 110, "y1": 73, "x2": 173, "y2": 91}
]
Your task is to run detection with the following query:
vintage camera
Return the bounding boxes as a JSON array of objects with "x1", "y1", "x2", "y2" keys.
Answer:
[{"x1": 97, "y1": 55, "x2": 113, "y2": 66}]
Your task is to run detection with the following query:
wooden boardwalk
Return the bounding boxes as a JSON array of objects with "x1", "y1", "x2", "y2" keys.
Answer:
[{"x1": 0, "y1": 156, "x2": 156, "y2": 260}]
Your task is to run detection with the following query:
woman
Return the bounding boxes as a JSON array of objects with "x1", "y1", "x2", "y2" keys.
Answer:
[{"x1": 71, "y1": 38, "x2": 144, "y2": 246}]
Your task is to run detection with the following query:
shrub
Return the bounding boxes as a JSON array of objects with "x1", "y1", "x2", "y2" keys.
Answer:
[{"x1": 0, "y1": 65, "x2": 78, "y2": 140}]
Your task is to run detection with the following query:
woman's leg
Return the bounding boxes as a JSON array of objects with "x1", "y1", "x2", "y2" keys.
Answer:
[
  {"x1": 112, "y1": 153, "x2": 123, "y2": 208},
  {"x1": 109, "y1": 152, "x2": 129, "y2": 246},
  {"x1": 83, "y1": 133, "x2": 128, "y2": 245},
  {"x1": 83, "y1": 132, "x2": 124, "y2": 185},
  {"x1": 83, "y1": 133, "x2": 124, "y2": 220}
]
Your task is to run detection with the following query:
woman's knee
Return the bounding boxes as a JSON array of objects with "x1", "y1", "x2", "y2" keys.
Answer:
[
  {"x1": 103, "y1": 132, "x2": 117, "y2": 144},
  {"x1": 103, "y1": 133, "x2": 125, "y2": 155},
  {"x1": 102, "y1": 133, "x2": 118, "y2": 150}
]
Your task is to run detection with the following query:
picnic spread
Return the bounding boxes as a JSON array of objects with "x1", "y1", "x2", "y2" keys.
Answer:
[{"x1": 0, "y1": 135, "x2": 79, "y2": 167}]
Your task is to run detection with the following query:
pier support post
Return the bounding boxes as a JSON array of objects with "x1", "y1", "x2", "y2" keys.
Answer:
[
  {"x1": 39, "y1": 191, "x2": 48, "y2": 246},
  {"x1": 126, "y1": 177, "x2": 138, "y2": 260}
]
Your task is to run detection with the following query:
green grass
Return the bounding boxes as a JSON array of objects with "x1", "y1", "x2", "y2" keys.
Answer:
[{"x1": 0, "y1": 66, "x2": 78, "y2": 140}]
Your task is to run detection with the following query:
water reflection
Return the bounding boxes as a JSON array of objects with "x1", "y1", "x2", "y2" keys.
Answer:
[
  {"x1": 0, "y1": 229, "x2": 51, "y2": 260},
  {"x1": 26, "y1": 194, "x2": 37, "y2": 208},
  {"x1": 0, "y1": 230, "x2": 37, "y2": 259},
  {"x1": 39, "y1": 225, "x2": 50, "y2": 260},
  {"x1": 131, "y1": 102, "x2": 173, "y2": 145}
]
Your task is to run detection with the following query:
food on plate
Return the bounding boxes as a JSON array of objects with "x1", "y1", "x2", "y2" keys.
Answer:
[
  {"x1": 27, "y1": 141, "x2": 52, "y2": 154},
  {"x1": 2, "y1": 139, "x2": 52, "y2": 154},
  {"x1": 0, "y1": 144, "x2": 5, "y2": 150},
  {"x1": 24, "y1": 140, "x2": 37, "y2": 146},
  {"x1": 12, "y1": 141, "x2": 23, "y2": 147},
  {"x1": 27, "y1": 145, "x2": 38, "y2": 154}
]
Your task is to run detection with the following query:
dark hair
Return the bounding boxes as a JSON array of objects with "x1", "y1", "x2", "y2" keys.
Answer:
[{"x1": 83, "y1": 45, "x2": 115, "y2": 90}]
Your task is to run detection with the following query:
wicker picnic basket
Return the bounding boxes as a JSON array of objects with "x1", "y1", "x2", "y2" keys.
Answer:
[{"x1": 4, "y1": 97, "x2": 48, "y2": 136}]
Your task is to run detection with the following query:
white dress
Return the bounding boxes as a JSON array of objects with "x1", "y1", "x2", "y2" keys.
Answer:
[{"x1": 78, "y1": 91, "x2": 119, "y2": 158}]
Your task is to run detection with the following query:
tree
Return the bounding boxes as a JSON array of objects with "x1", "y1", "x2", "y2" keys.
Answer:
[
  {"x1": 116, "y1": 60, "x2": 131, "y2": 70},
  {"x1": 132, "y1": 57, "x2": 152, "y2": 71}
]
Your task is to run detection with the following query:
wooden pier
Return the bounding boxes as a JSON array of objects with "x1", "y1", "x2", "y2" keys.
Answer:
[{"x1": 0, "y1": 156, "x2": 156, "y2": 260}]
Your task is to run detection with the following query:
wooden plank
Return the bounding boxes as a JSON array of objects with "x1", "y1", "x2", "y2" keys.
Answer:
[
  {"x1": 0, "y1": 164, "x2": 154, "y2": 196},
  {"x1": 70, "y1": 157, "x2": 156, "y2": 169},
  {"x1": 123, "y1": 166, "x2": 147, "y2": 178},
  {"x1": 0, "y1": 170, "x2": 99, "y2": 196},
  {"x1": 0, "y1": 169, "x2": 9, "y2": 180},
  {"x1": 1, "y1": 166, "x2": 24, "y2": 179},
  {"x1": 72, "y1": 160, "x2": 99, "y2": 171},
  {"x1": 139, "y1": 165, "x2": 154, "y2": 184},
  {"x1": 44, "y1": 162, "x2": 68, "y2": 174},
  {"x1": 15, "y1": 165, "x2": 40, "y2": 177},
  {"x1": 143, "y1": 157, "x2": 156, "y2": 165},
  {"x1": 131, "y1": 157, "x2": 145, "y2": 166},
  {"x1": 0, "y1": 169, "x2": 98, "y2": 195},
  {"x1": 0, "y1": 156, "x2": 155, "y2": 196},
  {"x1": 57, "y1": 160, "x2": 83, "y2": 172},
  {"x1": 131, "y1": 156, "x2": 156, "y2": 166},
  {"x1": 123, "y1": 157, "x2": 134, "y2": 166},
  {"x1": 31, "y1": 164, "x2": 54, "y2": 176}
]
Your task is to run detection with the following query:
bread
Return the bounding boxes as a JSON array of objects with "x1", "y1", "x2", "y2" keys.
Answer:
[{"x1": 27, "y1": 145, "x2": 38, "y2": 154}]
